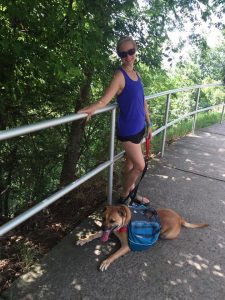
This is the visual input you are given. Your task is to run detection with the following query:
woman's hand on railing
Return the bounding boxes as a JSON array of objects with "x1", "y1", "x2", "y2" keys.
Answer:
[
  {"x1": 77, "y1": 98, "x2": 107, "y2": 121},
  {"x1": 77, "y1": 105, "x2": 97, "y2": 121}
]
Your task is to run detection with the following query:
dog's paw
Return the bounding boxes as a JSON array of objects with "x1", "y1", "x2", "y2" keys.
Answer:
[
  {"x1": 99, "y1": 259, "x2": 111, "y2": 271},
  {"x1": 76, "y1": 239, "x2": 87, "y2": 246}
]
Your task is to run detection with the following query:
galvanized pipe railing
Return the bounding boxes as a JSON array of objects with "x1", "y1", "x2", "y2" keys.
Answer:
[
  {"x1": 221, "y1": 99, "x2": 225, "y2": 123},
  {"x1": 192, "y1": 88, "x2": 201, "y2": 134},
  {"x1": 145, "y1": 83, "x2": 224, "y2": 157},
  {"x1": 0, "y1": 104, "x2": 118, "y2": 236},
  {"x1": 108, "y1": 108, "x2": 116, "y2": 202},
  {"x1": 161, "y1": 94, "x2": 171, "y2": 157},
  {"x1": 0, "y1": 105, "x2": 116, "y2": 142},
  {"x1": 0, "y1": 83, "x2": 224, "y2": 236}
]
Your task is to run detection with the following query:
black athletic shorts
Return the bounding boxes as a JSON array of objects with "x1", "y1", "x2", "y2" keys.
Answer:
[{"x1": 117, "y1": 127, "x2": 145, "y2": 144}]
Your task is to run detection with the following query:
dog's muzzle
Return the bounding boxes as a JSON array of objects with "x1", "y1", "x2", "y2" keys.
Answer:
[{"x1": 101, "y1": 224, "x2": 120, "y2": 242}]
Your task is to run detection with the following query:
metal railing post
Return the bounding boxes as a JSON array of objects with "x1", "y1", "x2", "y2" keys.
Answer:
[
  {"x1": 220, "y1": 99, "x2": 225, "y2": 124},
  {"x1": 107, "y1": 108, "x2": 116, "y2": 204},
  {"x1": 192, "y1": 88, "x2": 201, "y2": 134},
  {"x1": 161, "y1": 94, "x2": 171, "y2": 157}
]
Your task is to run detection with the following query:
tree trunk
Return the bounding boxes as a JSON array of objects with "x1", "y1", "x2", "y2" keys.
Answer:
[
  {"x1": 60, "y1": 119, "x2": 86, "y2": 186},
  {"x1": 0, "y1": 145, "x2": 18, "y2": 217},
  {"x1": 60, "y1": 70, "x2": 93, "y2": 187}
]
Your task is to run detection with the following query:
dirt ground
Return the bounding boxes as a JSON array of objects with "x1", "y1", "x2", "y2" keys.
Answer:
[{"x1": 0, "y1": 177, "x2": 110, "y2": 293}]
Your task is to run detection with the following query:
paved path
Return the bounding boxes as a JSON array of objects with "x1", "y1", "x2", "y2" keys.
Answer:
[{"x1": 2, "y1": 122, "x2": 225, "y2": 300}]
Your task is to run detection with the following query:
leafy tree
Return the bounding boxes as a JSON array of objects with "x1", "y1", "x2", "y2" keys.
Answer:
[
  {"x1": 192, "y1": 39, "x2": 225, "y2": 81},
  {"x1": 0, "y1": 0, "x2": 224, "y2": 218}
]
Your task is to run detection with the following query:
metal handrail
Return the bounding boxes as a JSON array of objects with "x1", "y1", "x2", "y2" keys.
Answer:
[
  {"x1": 0, "y1": 105, "x2": 117, "y2": 141},
  {"x1": 145, "y1": 83, "x2": 222, "y2": 100},
  {"x1": 0, "y1": 83, "x2": 224, "y2": 236}
]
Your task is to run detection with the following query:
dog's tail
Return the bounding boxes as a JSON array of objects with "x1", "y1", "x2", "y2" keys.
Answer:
[{"x1": 181, "y1": 219, "x2": 209, "y2": 229}]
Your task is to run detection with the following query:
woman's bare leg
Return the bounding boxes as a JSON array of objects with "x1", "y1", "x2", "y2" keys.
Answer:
[
  {"x1": 123, "y1": 156, "x2": 135, "y2": 191},
  {"x1": 121, "y1": 141, "x2": 145, "y2": 198}
]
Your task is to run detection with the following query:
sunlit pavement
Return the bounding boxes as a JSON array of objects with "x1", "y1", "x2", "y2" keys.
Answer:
[{"x1": 2, "y1": 122, "x2": 225, "y2": 300}]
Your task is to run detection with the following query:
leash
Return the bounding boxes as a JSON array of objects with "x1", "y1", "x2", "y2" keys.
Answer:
[
  {"x1": 145, "y1": 135, "x2": 151, "y2": 161},
  {"x1": 129, "y1": 136, "x2": 151, "y2": 205}
]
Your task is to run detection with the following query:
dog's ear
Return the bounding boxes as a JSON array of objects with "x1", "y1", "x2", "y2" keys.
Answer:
[
  {"x1": 103, "y1": 206, "x2": 110, "y2": 212},
  {"x1": 117, "y1": 206, "x2": 127, "y2": 218}
]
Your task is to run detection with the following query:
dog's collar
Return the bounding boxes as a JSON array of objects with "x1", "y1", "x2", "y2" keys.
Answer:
[{"x1": 116, "y1": 226, "x2": 128, "y2": 233}]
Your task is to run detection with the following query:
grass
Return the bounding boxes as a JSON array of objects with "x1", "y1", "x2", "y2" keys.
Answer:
[
  {"x1": 16, "y1": 240, "x2": 40, "y2": 272},
  {"x1": 151, "y1": 110, "x2": 223, "y2": 154}
]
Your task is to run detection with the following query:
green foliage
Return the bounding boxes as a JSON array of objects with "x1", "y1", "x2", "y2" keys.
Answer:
[
  {"x1": 151, "y1": 110, "x2": 223, "y2": 154},
  {"x1": 77, "y1": 113, "x2": 112, "y2": 176},
  {"x1": 192, "y1": 41, "x2": 225, "y2": 81},
  {"x1": 0, "y1": 0, "x2": 224, "y2": 219},
  {"x1": 1, "y1": 0, "x2": 154, "y2": 216},
  {"x1": 16, "y1": 239, "x2": 39, "y2": 271}
]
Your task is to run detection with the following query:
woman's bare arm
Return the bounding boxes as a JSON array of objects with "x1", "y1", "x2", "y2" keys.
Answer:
[{"x1": 78, "y1": 71, "x2": 124, "y2": 118}]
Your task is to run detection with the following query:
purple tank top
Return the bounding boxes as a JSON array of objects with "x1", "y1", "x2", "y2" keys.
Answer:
[{"x1": 116, "y1": 67, "x2": 145, "y2": 137}]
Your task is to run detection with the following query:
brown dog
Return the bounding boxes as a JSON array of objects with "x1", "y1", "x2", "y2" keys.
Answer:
[{"x1": 77, "y1": 205, "x2": 208, "y2": 271}]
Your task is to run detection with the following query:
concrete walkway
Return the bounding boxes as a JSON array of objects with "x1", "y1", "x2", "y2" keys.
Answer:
[{"x1": 2, "y1": 122, "x2": 225, "y2": 300}]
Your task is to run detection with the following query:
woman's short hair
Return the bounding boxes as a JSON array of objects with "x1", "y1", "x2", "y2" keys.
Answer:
[{"x1": 116, "y1": 36, "x2": 137, "y2": 54}]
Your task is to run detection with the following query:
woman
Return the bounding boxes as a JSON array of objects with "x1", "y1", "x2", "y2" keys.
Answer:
[{"x1": 78, "y1": 36, "x2": 152, "y2": 204}]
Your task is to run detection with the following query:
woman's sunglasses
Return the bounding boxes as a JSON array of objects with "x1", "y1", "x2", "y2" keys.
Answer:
[{"x1": 118, "y1": 48, "x2": 136, "y2": 58}]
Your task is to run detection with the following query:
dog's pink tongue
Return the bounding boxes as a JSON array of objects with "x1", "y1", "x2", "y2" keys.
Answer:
[{"x1": 101, "y1": 230, "x2": 110, "y2": 242}]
